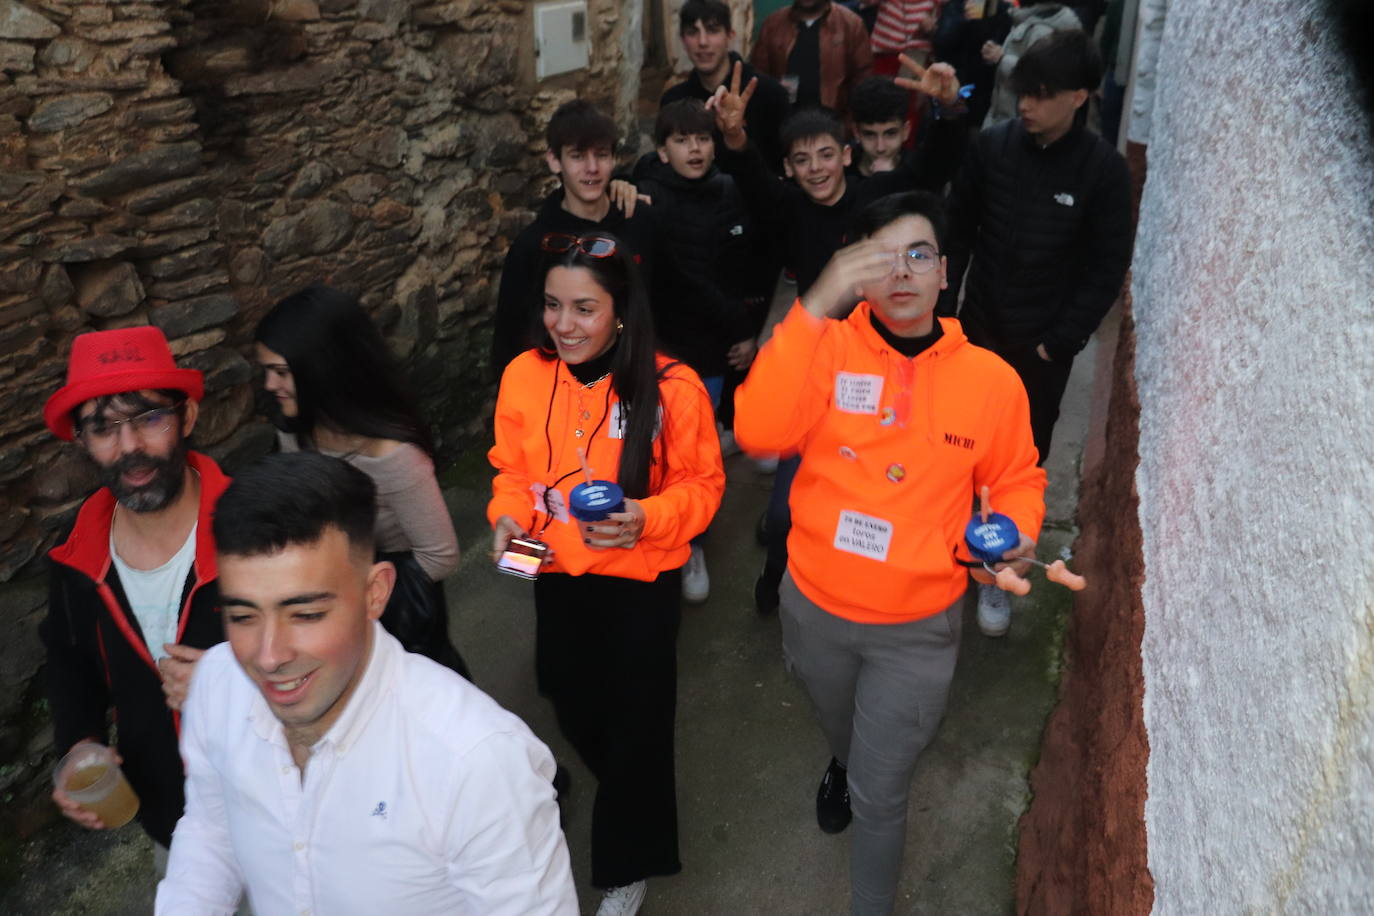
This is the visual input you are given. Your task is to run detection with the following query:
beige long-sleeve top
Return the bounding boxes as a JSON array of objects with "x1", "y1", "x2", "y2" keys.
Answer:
[{"x1": 278, "y1": 433, "x2": 461, "y2": 581}]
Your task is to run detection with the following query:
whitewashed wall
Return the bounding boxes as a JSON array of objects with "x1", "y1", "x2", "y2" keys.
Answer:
[{"x1": 1133, "y1": 1, "x2": 1374, "y2": 911}]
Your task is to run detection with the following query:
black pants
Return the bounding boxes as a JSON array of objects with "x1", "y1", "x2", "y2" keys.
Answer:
[
  {"x1": 995, "y1": 345, "x2": 1075, "y2": 466},
  {"x1": 960, "y1": 319, "x2": 1075, "y2": 465},
  {"x1": 534, "y1": 570, "x2": 684, "y2": 888}
]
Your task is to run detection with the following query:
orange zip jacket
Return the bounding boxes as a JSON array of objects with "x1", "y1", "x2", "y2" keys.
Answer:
[
  {"x1": 488, "y1": 351, "x2": 725, "y2": 581},
  {"x1": 735, "y1": 302, "x2": 1046, "y2": 623}
]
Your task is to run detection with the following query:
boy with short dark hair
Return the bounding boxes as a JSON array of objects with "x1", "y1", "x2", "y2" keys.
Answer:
[
  {"x1": 662, "y1": 0, "x2": 790, "y2": 172},
  {"x1": 157, "y1": 452, "x2": 577, "y2": 914},
  {"x1": 491, "y1": 100, "x2": 649, "y2": 374},
  {"x1": 941, "y1": 28, "x2": 1132, "y2": 637},
  {"x1": 847, "y1": 76, "x2": 915, "y2": 179},
  {"x1": 734, "y1": 190, "x2": 1044, "y2": 914},
  {"x1": 714, "y1": 63, "x2": 966, "y2": 295}
]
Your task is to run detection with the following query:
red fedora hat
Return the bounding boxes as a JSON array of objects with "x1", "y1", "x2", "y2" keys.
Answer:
[{"x1": 44, "y1": 326, "x2": 204, "y2": 441}]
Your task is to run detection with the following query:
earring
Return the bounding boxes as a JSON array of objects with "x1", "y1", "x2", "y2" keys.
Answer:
[{"x1": 616, "y1": 319, "x2": 624, "y2": 332}]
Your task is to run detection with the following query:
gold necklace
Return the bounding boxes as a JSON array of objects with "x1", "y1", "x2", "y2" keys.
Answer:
[{"x1": 573, "y1": 373, "x2": 610, "y2": 438}]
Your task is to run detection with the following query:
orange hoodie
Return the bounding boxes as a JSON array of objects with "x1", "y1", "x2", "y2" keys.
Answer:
[
  {"x1": 735, "y1": 302, "x2": 1046, "y2": 623},
  {"x1": 488, "y1": 350, "x2": 725, "y2": 581}
]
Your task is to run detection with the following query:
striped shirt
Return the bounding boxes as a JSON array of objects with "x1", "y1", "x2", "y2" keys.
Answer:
[{"x1": 871, "y1": 0, "x2": 941, "y2": 54}]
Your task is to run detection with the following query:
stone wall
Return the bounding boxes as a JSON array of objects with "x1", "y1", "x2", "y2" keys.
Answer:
[{"x1": 0, "y1": 0, "x2": 639, "y2": 835}]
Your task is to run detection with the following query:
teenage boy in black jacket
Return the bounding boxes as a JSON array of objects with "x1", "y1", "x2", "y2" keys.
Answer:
[
  {"x1": 663, "y1": 0, "x2": 790, "y2": 174},
  {"x1": 629, "y1": 98, "x2": 769, "y2": 605},
  {"x1": 491, "y1": 100, "x2": 650, "y2": 375},
  {"x1": 941, "y1": 28, "x2": 1132, "y2": 638},
  {"x1": 943, "y1": 28, "x2": 1131, "y2": 463},
  {"x1": 635, "y1": 99, "x2": 764, "y2": 399},
  {"x1": 40, "y1": 326, "x2": 228, "y2": 860},
  {"x1": 712, "y1": 60, "x2": 966, "y2": 296}
]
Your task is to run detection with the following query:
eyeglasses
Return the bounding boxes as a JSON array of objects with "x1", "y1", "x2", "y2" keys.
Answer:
[
  {"x1": 894, "y1": 245, "x2": 942, "y2": 275},
  {"x1": 77, "y1": 404, "x2": 182, "y2": 450},
  {"x1": 541, "y1": 233, "x2": 618, "y2": 258}
]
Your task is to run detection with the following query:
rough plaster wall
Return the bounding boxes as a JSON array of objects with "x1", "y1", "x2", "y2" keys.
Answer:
[{"x1": 1133, "y1": 1, "x2": 1374, "y2": 911}]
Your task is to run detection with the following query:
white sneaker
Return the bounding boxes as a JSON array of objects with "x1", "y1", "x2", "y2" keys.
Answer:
[
  {"x1": 977, "y1": 583, "x2": 1011, "y2": 637},
  {"x1": 683, "y1": 544, "x2": 710, "y2": 604},
  {"x1": 597, "y1": 880, "x2": 647, "y2": 916}
]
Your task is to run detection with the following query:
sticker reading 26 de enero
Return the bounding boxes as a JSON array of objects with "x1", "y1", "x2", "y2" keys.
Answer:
[
  {"x1": 834, "y1": 372, "x2": 883, "y2": 415},
  {"x1": 833, "y1": 509, "x2": 893, "y2": 562}
]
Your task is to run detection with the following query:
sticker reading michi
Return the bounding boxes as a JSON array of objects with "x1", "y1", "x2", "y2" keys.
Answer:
[{"x1": 833, "y1": 510, "x2": 893, "y2": 562}]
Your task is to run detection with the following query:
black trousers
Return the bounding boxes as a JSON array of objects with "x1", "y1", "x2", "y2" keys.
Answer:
[
  {"x1": 996, "y1": 345, "x2": 1075, "y2": 466},
  {"x1": 960, "y1": 318, "x2": 1075, "y2": 465},
  {"x1": 533, "y1": 570, "x2": 684, "y2": 888}
]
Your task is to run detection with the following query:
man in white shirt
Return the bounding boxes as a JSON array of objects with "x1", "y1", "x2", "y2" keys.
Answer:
[{"x1": 156, "y1": 451, "x2": 578, "y2": 915}]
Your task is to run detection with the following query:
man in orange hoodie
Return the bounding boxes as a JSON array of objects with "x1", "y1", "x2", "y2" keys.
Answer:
[{"x1": 734, "y1": 191, "x2": 1045, "y2": 914}]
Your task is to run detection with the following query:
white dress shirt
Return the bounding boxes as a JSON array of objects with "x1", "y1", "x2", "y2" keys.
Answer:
[{"x1": 156, "y1": 624, "x2": 577, "y2": 916}]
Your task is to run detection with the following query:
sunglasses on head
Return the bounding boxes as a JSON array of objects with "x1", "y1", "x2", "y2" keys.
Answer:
[{"x1": 541, "y1": 233, "x2": 618, "y2": 258}]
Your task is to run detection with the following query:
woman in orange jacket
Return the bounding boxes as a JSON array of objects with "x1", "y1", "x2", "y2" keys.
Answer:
[
  {"x1": 488, "y1": 232, "x2": 724, "y2": 915},
  {"x1": 734, "y1": 192, "x2": 1045, "y2": 915}
]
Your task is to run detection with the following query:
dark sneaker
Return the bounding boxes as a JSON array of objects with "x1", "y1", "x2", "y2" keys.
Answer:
[
  {"x1": 816, "y1": 757, "x2": 851, "y2": 834},
  {"x1": 754, "y1": 569, "x2": 780, "y2": 615}
]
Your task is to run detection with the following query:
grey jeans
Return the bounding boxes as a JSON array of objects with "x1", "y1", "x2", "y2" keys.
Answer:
[{"x1": 780, "y1": 573, "x2": 963, "y2": 916}]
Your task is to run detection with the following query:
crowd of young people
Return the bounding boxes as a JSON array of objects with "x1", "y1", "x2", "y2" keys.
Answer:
[{"x1": 38, "y1": 2, "x2": 1131, "y2": 914}]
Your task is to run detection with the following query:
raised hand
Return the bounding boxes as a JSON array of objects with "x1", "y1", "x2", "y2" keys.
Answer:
[
  {"x1": 801, "y1": 239, "x2": 899, "y2": 320},
  {"x1": 893, "y1": 57, "x2": 961, "y2": 106},
  {"x1": 705, "y1": 60, "x2": 758, "y2": 150}
]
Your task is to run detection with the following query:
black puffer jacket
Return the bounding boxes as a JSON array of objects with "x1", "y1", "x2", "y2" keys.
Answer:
[
  {"x1": 941, "y1": 119, "x2": 1133, "y2": 361},
  {"x1": 634, "y1": 157, "x2": 761, "y2": 377}
]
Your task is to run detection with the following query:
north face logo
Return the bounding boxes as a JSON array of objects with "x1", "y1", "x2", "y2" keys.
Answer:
[{"x1": 1053, "y1": 192, "x2": 1075, "y2": 207}]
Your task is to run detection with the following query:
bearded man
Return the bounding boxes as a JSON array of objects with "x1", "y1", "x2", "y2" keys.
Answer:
[{"x1": 40, "y1": 325, "x2": 229, "y2": 879}]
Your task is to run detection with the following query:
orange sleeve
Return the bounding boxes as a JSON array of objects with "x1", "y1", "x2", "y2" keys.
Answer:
[
  {"x1": 733, "y1": 301, "x2": 836, "y2": 455},
  {"x1": 970, "y1": 371, "x2": 1047, "y2": 552},
  {"x1": 486, "y1": 360, "x2": 540, "y2": 532},
  {"x1": 637, "y1": 371, "x2": 725, "y2": 550}
]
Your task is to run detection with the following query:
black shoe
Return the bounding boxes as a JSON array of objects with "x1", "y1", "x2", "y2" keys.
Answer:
[
  {"x1": 816, "y1": 757, "x2": 851, "y2": 834},
  {"x1": 754, "y1": 570, "x2": 779, "y2": 615}
]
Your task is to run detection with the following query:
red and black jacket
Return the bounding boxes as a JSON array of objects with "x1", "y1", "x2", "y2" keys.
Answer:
[{"x1": 40, "y1": 451, "x2": 228, "y2": 847}]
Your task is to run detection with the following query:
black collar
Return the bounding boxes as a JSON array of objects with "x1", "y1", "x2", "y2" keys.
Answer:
[{"x1": 869, "y1": 310, "x2": 942, "y2": 357}]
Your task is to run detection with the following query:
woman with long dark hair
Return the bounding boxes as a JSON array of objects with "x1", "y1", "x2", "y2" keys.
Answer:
[
  {"x1": 488, "y1": 233, "x2": 724, "y2": 915},
  {"x1": 254, "y1": 284, "x2": 468, "y2": 678}
]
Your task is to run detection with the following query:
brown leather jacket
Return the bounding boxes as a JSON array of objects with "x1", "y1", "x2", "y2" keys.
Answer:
[{"x1": 750, "y1": 1, "x2": 875, "y2": 118}]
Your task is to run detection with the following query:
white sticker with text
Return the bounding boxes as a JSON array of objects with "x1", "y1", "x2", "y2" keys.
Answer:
[
  {"x1": 833, "y1": 510, "x2": 893, "y2": 562},
  {"x1": 834, "y1": 372, "x2": 883, "y2": 415},
  {"x1": 607, "y1": 402, "x2": 662, "y2": 440}
]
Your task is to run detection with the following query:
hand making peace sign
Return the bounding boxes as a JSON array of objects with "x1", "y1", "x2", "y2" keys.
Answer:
[
  {"x1": 705, "y1": 60, "x2": 758, "y2": 151},
  {"x1": 893, "y1": 57, "x2": 961, "y2": 107}
]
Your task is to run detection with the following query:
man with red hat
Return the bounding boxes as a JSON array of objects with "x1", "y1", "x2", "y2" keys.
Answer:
[{"x1": 40, "y1": 326, "x2": 231, "y2": 871}]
